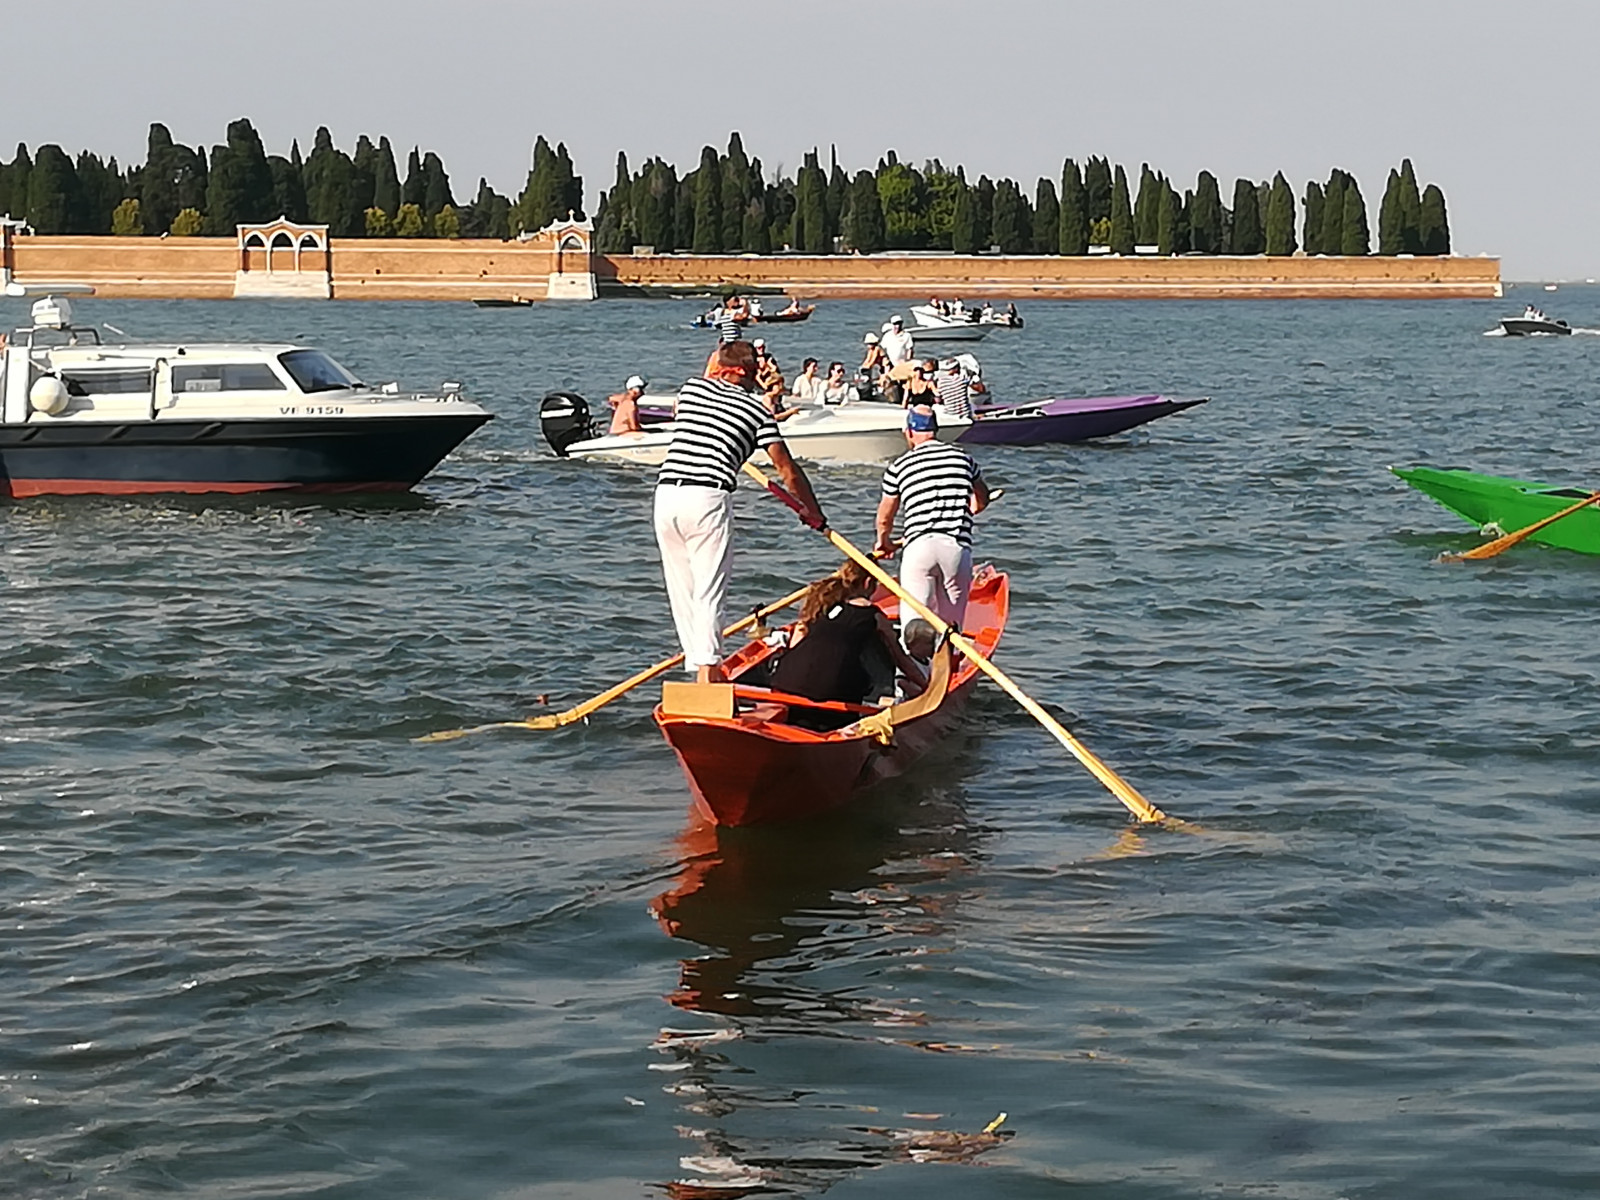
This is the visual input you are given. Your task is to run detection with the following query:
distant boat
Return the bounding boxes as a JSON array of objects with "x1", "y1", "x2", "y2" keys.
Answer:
[
  {"x1": 472, "y1": 297, "x2": 532, "y2": 308},
  {"x1": 754, "y1": 305, "x2": 815, "y2": 323},
  {"x1": 1393, "y1": 465, "x2": 1600, "y2": 556}
]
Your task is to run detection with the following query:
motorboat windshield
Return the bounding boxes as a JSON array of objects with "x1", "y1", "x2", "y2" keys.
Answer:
[{"x1": 278, "y1": 348, "x2": 363, "y2": 392}]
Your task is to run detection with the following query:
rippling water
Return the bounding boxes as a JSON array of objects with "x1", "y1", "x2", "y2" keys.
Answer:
[{"x1": 6, "y1": 289, "x2": 1600, "y2": 1198}]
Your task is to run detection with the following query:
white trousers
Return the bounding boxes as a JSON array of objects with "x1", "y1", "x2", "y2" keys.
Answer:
[
  {"x1": 900, "y1": 533, "x2": 972, "y2": 632},
  {"x1": 654, "y1": 484, "x2": 734, "y2": 669}
]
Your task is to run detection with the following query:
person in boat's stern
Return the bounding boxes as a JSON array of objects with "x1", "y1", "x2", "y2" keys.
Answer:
[
  {"x1": 654, "y1": 339, "x2": 825, "y2": 683},
  {"x1": 873, "y1": 404, "x2": 990, "y2": 637}
]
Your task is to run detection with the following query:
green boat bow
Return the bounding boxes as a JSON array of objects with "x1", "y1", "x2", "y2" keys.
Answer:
[{"x1": 1393, "y1": 466, "x2": 1600, "y2": 556}]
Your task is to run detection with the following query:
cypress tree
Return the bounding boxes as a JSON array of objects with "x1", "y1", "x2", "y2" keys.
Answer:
[
  {"x1": 629, "y1": 158, "x2": 667, "y2": 249},
  {"x1": 1319, "y1": 170, "x2": 1346, "y2": 257},
  {"x1": 1399, "y1": 158, "x2": 1423, "y2": 253},
  {"x1": 26, "y1": 145, "x2": 78, "y2": 234},
  {"x1": 1156, "y1": 184, "x2": 1178, "y2": 255},
  {"x1": 139, "y1": 125, "x2": 178, "y2": 235},
  {"x1": 720, "y1": 132, "x2": 748, "y2": 251},
  {"x1": 1176, "y1": 187, "x2": 1192, "y2": 253},
  {"x1": 351, "y1": 136, "x2": 378, "y2": 218},
  {"x1": 1032, "y1": 177, "x2": 1059, "y2": 253},
  {"x1": 1190, "y1": 171, "x2": 1222, "y2": 253},
  {"x1": 1378, "y1": 168, "x2": 1403, "y2": 254},
  {"x1": 950, "y1": 181, "x2": 977, "y2": 253},
  {"x1": 555, "y1": 142, "x2": 583, "y2": 220},
  {"x1": 373, "y1": 137, "x2": 401, "y2": 217},
  {"x1": 511, "y1": 137, "x2": 552, "y2": 234},
  {"x1": 991, "y1": 179, "x2": 1028, "y2": 253},
  {"x1": 972, "y1": 174, "x2": 994, "y2": 249},
  {"x1": 844, "y1": 169, "x2": 885, "y2": 253},
  {"x1": 268, "y1": 154, "x2": 308, "y2": 223},
  {"x1": 1302, "y1": 181, "x2": 1324, "y2": 254},
  {"x1": 765, "y1": 176, "x2": 794, "y2": 250},
  {"x1": 304, "y1": 128, "x2": 360, "y2": 236},
  {"x1": 1109, "y1": 165, "x2": 1134, "y2": 254},
  {"x1": 799, "y1": 155, "x2": 828, "y2": 253},
  {"x1": 595, "y1": 152, "x2": 632, "y2": 251},
  {"x1": 692, "y1": 145, "x2": 722, "y2": 253},
  {"x1": 1059, "y1": 158, "x2": 1088, "y2": 255},
  {"x1": 1134, "y1": 163, "x2": 1161, "y2": 245},
  {"x1": 1340, "y1": 177, "x2": 1369, "y2": 255},
  {"x1": 826, "y1": 160, "x2": 849, "y2": 243},
  {"x1": 1264, "y1": 172, "x2": 1296, "y2": 255},
  {"x1": 742, "y1": 196, "x2": 771, "y2": 254},
  {"x1": 1084, "y1": 156, "x2": 1112, "y2": 222},
  {"x1": 73, "y1": 152, "x2": 122, "y2": 234},
  {"x1": 1229, "y1": 178, "x2": 1262, "y2": 254},
  {"x1": 673, "y1": 174, "x2": 695, "y2": 250},
  {"x1": 421, "y1": 152, "x2": 453, "y2": 222},
  {"x1": 1419, "y1": 184, "x2": 1450, "y2": 255},
  {"x1": 402, "y1": 147, "x2": 424, "y2": 210},
  {"x1": 8, "y1": 144, "x2": 32, "y2": 223},
  {"x1": 205, "y1": 119, "x2": 275, "y2": 233}
]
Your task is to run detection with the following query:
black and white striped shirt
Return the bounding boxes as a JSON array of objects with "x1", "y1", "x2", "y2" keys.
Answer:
[
  {"x1": 935, "y1": 372, "x2": 972, "y2": 419},
  {"x1": 717, "y1": 313, "x2": 742, "y2": 342},
  {"x1": 658, "y1": 376, "x2": 783, "y2": 491},
  {"x1": 881, "y1": 441, "x2": 984, "y2": 546}
]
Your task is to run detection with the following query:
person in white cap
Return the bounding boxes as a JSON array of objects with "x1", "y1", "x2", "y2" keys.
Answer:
[
  {"x1": 880, "y1": 314, "x2": 915, "y2": 367},
  {"x1": 607, "y1": 374, "x2": 648, "y2": 435},
  {"x1": 874, "y1": 404, "x2": 990, "y2": 635}
]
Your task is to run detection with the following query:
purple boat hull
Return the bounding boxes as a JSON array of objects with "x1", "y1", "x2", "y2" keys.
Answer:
[{"x1": 958, "y1": 394, "x2": 1206, "y2": 445}]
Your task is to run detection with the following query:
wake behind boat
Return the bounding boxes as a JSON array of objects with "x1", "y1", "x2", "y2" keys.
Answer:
[
  {"x1": 0, "y1": 285, "x2": 491, "y2": 497},
  {"x1": 654, "y1": 566, "x2": 1008, "y2": 826},
  {"x1": 1393, "y1": 465, "x2": 1600, "y2": 555}
]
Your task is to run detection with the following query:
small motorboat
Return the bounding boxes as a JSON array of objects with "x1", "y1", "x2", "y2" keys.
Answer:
[
  {"x1": 539, "y1": 390, "x2": 970, "y2": 466},
  {"x1": 904, "y1": 322, "x2": 992, "y2": 344},
  {"x1": 911, "y1": 303, "x2": 1022, "y2": 329},
  {"x1": 472, "y1": 297, "x2": 533, "y2": 308},
  {"x1": 653, "y1": 566, "x2": 1009, "y2": 826},
  {"x1": 0, "y1": 285, "x2": 492, "y2": 497},
  {"x1": 1497, "y1": 306, "x2": 1571, "y2": 336},
  {"x1": 960, "y1": 394, "x2": 1208, "y2": 446},
  {"x1": 755, "y1": 304, "x2": 815, "y2": 323},
  {"x1": 1393, "y1": 465, "x2": 1600, "y2": 556}
]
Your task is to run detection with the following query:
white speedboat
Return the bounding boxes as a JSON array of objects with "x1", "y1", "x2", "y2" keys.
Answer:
[
  {"x1": 540, "y1": 391, "x2": 969, "y2": 466},
  {"x1": 1497, "y1": 306, "x2": 1572, "y2": 336},
  {"x1": 911, "y1": 303, "x2": 1021, "y2": 329},
  {"x1": 0, "y1": 284, "x2": 491, "y2": 497}
]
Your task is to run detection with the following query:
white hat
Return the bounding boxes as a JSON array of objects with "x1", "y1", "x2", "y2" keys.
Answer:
[
  {"x1": 890, "y1": 314, "x2": 903, "y2": 325},
  {"x1": 863, "y1": 332, "x2": 879, "y2": 344},
  {"x1": 625, "y1": 374, "x2": 647, "y2": 390},
  {"x1": 752, "y1": 338, "x2": 766, "y2": 348}
]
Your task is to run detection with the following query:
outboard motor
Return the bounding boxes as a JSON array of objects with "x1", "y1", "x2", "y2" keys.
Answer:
[{"x1": 540, "y1": 390, "x2": 594, "y2": 457}]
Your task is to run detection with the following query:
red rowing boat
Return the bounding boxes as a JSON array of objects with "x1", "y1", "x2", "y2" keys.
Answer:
[{"x1": 653, "y1": 566, "x2": 1008, "y2": 826}]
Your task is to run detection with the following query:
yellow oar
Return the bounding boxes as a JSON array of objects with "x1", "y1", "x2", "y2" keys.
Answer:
[
  {"x1": 1439, "y1": 490, "x2": 1600, "y2": 562},
  {"x1": 415, "y1": 582, "x2": 810, "y2": 743},
  {"x1": 740, "y1": 461, "x2": 1169, "y2": 825}
]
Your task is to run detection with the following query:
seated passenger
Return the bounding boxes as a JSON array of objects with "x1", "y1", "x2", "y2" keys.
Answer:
[
  {"x1": 607, "y1": 374, "x2": 648, "y2": 435},
  {"x1": 770, "y1": 562, "x2": 926, "y2": 728}
]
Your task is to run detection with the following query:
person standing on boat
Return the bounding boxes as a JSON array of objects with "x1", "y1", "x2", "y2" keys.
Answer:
[
  {"x1": 880, "y1": 315, "x2": 915, "y2": 367},
  {"x1": 874, "y1": 405, "x2": 990, "y2": 633},
  {"x1": 934, "y1": 360, "x2": 974, "y2": 420},
  {"x1": 655, "y1": 339, "x2": 826, "y2": 684},
  {"x1": 607, "y1": 374, "x2": 648, "y2": 435},
  {"x1": 859, "y1": 333, "x2": 890, "y2": 399}
]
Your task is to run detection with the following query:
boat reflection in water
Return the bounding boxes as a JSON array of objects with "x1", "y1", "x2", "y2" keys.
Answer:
[{"x1": 647, "y1": 787, "x2": 1013, "y2": 1196}]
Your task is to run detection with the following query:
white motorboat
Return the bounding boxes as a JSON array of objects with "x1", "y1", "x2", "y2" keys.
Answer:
[
  {"x1": 540, "y1": 391, "x2": 969, "y2": 467},
  {"x1": 1497, "y1": 306, "x2": 1572, "y2": 336},
  {"x1": 0, "y1": 284, "x2": 491, "y2": 497},
  {"x1": 910, "y1": 303, "x2": 1021, "y2": 329}
]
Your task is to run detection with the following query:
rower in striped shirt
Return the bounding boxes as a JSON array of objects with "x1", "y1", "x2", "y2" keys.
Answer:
[
  {"x1": 874, "y1": 404, "x2": 990, "y2": 634},
  {"x1": 655, "y1": 339, "x2": 826, "y2": 683}
]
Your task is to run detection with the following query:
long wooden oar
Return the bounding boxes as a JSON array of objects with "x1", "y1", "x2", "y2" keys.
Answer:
[
  {"x1": 740, "y1": 461, "x2": 1169, "y2": 825},
  {"x1": 415, "y1": 582, "x2": 810, "y2": 743},
  {"x1": 1439, "y1": 490, "x2": 1600, "y2": 562}
]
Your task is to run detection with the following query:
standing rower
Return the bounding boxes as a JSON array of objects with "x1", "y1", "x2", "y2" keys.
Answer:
[
  {"x1": 873, "y1": 405, "x2": 989, "y2": 634},
  {"x1": 655, "y1": 340, "x2": 826, "y2": 683}
]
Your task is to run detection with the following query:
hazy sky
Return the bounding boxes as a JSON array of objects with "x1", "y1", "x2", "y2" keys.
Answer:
[{"x1": 2, "y1": 0, "x2": 1585, "y2": 278}]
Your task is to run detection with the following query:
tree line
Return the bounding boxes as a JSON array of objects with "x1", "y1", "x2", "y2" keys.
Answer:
[{"x1": 0, "y1": 122, "x2": 1450, "y2": 256}]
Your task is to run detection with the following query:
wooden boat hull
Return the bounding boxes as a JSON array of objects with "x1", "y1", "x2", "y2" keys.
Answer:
[
  {"x1": 959, "y1": 394, "x2": 1206, "y2": 446},
  {"x1": 655, "y1": 569, "x2": 1009, "y2": 826},
  {"x1": 1393, "y1": 465, "x2": 1600, "y2": 556},
  {"x1": 754, "y1": 307, "x2": 814, "y2": 323}
]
